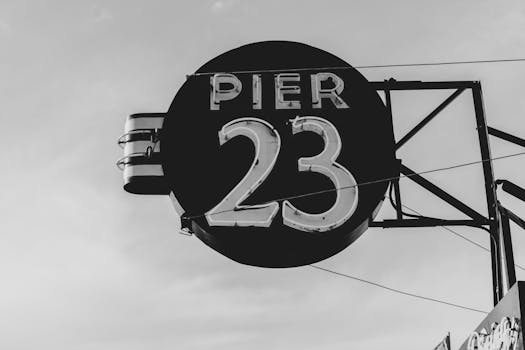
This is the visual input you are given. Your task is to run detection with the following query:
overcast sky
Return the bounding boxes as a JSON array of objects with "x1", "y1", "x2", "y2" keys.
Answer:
[{"x1": 1, "y1": 0, "x2": 525, "y2": 349}]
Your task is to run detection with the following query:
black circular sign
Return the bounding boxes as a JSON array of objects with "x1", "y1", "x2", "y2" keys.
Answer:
[{"x1": 162, "y1": 41, "x2": 396, "y2": 267}]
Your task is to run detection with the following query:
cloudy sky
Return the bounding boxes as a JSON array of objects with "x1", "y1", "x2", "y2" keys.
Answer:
[{"x1": 1, "y1": 0, "x2": 525, "y2": 349}]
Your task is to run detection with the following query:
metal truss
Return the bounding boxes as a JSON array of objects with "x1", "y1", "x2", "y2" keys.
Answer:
[{"x1": 369, "y1": 79, "x2": 525, "y2": 306}]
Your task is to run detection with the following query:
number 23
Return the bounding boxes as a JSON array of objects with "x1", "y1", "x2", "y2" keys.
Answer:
[{"x1": 205, "y1": 116, "x2": 358, "y2": 232}]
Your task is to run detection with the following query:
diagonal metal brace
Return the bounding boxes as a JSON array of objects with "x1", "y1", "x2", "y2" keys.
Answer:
[
  {"x1": 488, "y1": 127, "x2": 525, "y2": 148},
  {"x1": 400, "y1": 164, "x2": 489, "y2": 224},
  {"x1": 496, "y1": 179, "x2": 525, "y2": 202},
  {"x1": 396, "y1": 88, "x2": 465, "y2": 150},
  {"x1": 501, "y1": 206, "x2": 525, "y2": 230}
]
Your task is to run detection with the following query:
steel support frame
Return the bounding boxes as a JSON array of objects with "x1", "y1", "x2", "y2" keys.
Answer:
[
  {"x1": 369, "y1": 79, "x2": 515, "y2": 306},
  {"x1": 498, "y1": 204, "x2": 517, "y2": 292}
]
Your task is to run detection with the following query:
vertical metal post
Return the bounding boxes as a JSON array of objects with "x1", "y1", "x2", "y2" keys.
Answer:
[
  {"x1": 384, "y1": 84, "x2": 403, "y2": 220},
  {"x1": 499, "y1": 205, "x2": 517, "y2": 291},
  {"x1": 393, "y1": 179, "x2": 403, "y2": 220},
  {"x1": 472, "y1": 82, "x2": 503, "y2": 305},
  {"x1": 384, "y1": 84, "x2": 394, "y2": 138}
]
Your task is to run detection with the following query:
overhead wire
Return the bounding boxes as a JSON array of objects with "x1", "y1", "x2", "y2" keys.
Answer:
[
  {"x1": 183, "y1": 150, "x2": 525, "y2": 220},
  {"x1": 355, "y1": 58, "x2": 525, "y2": 69},
  {"x1": 182, "y1": 150, "x2": 525, "y2": 312},
  {"x1": 309, "y1": 264, "x2": 488, "y2": 314},
  {"x1": 311, "y1": 191, "x2": 525, "y2": 313},
  {"x1": 395, "y1": 202, "x2": 525, "y2": 272},
  {"x1": 308, "y1": 186, "x2": 525, "y2": 315},
  {"x1": 309, "y1": 199, "x2": 525, "y2": 314},
  {"x1": 189, "y1": 57, "x2": 525, "y2": 76}
]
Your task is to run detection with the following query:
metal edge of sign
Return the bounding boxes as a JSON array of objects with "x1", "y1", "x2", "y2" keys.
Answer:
[
  {"x1": 459, "y1": 281, "x2": 524, "y2": 350},
  {"x1": 178, "y1": 197, "x2": 385, "y2": 267}
]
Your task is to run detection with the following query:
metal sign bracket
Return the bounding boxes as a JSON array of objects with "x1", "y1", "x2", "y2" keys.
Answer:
[{"x1": 369, "y1": 79, "x2": 525, "y2": 306}]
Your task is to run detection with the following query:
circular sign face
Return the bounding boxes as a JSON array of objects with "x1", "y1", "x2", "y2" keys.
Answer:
[{"x1": 161, "y1": 41, "x2": 396, "y2": 267}]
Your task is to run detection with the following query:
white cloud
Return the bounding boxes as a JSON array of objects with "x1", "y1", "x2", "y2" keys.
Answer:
[
  {"x1": 95, "y1": 9, "x2": 113, "y2": 22},
  {"x1": 211, "y1": 0, "x2": 238, "y2": 13},
  {"x1": 0, "y1": 20, "x2": 11, "y2": 33},
  {"x1": 91, "y1": 5, "x2": 113, "y2": 22}
]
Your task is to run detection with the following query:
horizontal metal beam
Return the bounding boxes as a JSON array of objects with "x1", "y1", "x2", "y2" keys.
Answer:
[
  {"x1": 488, "y1": 127, "x2": 525, "y2": 148},
  {"x1": 370, "y1": 80, "x2": 476, "y2": 91},
  {"x1": 400, "y1": 164, "x2": 489, "y2": 224},
  {"x1": 370, "y1": 218, "x2": 484, "y2": 228}
]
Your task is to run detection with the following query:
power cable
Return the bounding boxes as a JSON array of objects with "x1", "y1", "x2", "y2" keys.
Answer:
[
  {"x1": 356, "y1": 58, "x2": 525, "y2": 69},
  {"x1": 397, "y1": 203, "x2": 525, "y2": 272},
  {"x1": 309, "y1": 265, "x2": 488, "y2": 314},
  {"x1": 183, "y1": 151, "x2": 525, "y2": 220},
  {"x1": 189, "y1": 58, "x2": 525, "y2": 76}
]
